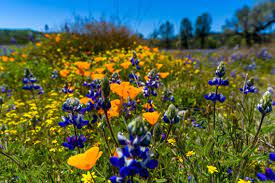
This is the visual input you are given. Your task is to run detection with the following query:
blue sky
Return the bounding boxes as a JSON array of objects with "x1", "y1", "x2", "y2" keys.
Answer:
[{"x1": 0, "y1": 0, "x2": 259, "y2": 37}]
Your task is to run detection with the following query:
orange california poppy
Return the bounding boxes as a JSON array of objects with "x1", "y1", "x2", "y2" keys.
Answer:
[
  {"x1": 75, "y1": 62, "x2": 91, "y2": 70},
  {"x1": 110, "y1": 82, "x2": 142, "y2": 100},
  {"x1": 67, "y1": 146, "x2": 102, "y2": 171},
  {"x1": 156, "y1": 64, "x2": 163, "y2": 70},
  {"x1": 1, "y1": 56, "x2": 8, "y2": 62},
  {"x1": 95, "y1": 68, "x2": 105, "y2": 74},
  {"x1": 36, "y1": 42, "x2": 41, "y2": 47},
  {"x1": 143, "y1": 111, "x2": 160, "y2": 126},
  {"x1": 153, "y1": 47, "x2": 159, "y2": 52},
  {"x1": 91, "y1": 73, "x2": 105, "y2": 80},
  {"x1": 159, "y1": 72, "x2": 170, "y2": 78},
  {"x1": 9, "y1": 57, "x2": 15, "y2": 62},
  {"x1": 120, "y1": 62, "x2": 131, "y2": 69},
  {"x1": 60, "y1": 69, "x2": 70, "y2": 78},
  {"x1": 80, "y1": 97, "x2": 93, "y2": 105},
  {"x1": 105, "y1": 63, "x2": 115, "y2": 73},
  {"x1": 55, "y1": 35, "x2": 61, "y2": 42},
  {"x1": 139, "y1": 62, "x2": 145, "y2": 66}
]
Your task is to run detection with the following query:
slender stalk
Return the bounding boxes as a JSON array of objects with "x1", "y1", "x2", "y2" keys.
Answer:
[
  {"x1": 213, "y1": 85, "x2": 218, "y2": 130},
  {"x1": 252, "y1": 114, "x2": 265, "y2": 146},
  {"x1": 0, "y1": 151, "x2": 24, "y2": 168},
  {"x1": 104, "y1": 110, "x2": 118, "y2": 147},
  {"x1": 235, "y1": 114, "x2": 266, "y2": 182},
  {"x1": 165, "y1": 123, "x2": 173, "y2": 141},
  {"x1": 241, "y1": 73, "x2": 248, "y2": 130},
  {"x1": 102, "y1": 128, "x2": 112, "y2": 156}
]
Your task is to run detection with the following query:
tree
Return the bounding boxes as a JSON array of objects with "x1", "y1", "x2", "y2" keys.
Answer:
[
  {"x1": 223, "y1": 1, "x2": 275, "y2": 46},
  {"x1": 44, "y1": 24, "x2": 49, "y2": 32},
  {"x1": 195, "y1": 13, "x2": 212, "y2": 48},
  {"x1": 159, "y1": 21, "x2": 174, "y2": 49},
  {"x1": 179, "y1": 18, "x2": 193, "y2": 49}
]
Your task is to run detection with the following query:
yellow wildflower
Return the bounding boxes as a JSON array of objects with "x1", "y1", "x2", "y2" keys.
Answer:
[
  {"x1": 207, "y1": 165, "x2": 218, "y2": 174},
  {"x1": 186, "y1": 151, "x2": 195, "y2": 157},
  {"x1": 81, "y1": 172, "x2": 97, "y2": 183}
]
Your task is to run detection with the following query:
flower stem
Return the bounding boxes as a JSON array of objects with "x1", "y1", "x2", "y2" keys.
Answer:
[
  {"x1": 165, "y1": 123, "x2": 173, "y2": 142},
  {"x1": 104, "y1": 110, "x2": 118, "y2": 147},
  {"x1": 252, "y1": 114, "x2": 265, "y2": 146}
]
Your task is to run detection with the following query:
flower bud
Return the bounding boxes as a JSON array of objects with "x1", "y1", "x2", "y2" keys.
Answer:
[
  {"x1": 128, "y1": 116, "x2": 147, "y2": 136},
  {"x1": 102, "y1": 76, "x2": 110, "y2": 98},
  {"x1": 215, "y1": 61, "x2": 225, "y2": 78}
]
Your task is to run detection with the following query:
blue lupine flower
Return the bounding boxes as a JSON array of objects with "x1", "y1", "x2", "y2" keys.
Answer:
[
  {"x1": 162, "y1": 90, "x2": 175, "y2": 102},
  {"x1": 59, "y1": 113, "x2": 89, "y2": 129},
  {"x1": 83, "y1": 78, "x2": 111, "y2": 111},
  {"x1": 62, "y1": 83, "x2": 73, "y2": 93},
  {"x1": 59, "y1": 98, "x2": 89, "y2": 150},
  {"x1": 192, "y1": 119, "x2": 206, "y2": 129},
  {"x1": 257, "y1": 48, "x2": 272, "y2": 61},
  {"x1": 110, "y1": 72, "x2": 121, "y2": 84},
  {"x1": 22, "y1": 68, "x2": 43, "y2": 94},
  {"x1": 130, "y1": 51, "x2": 140, "y2": 70},
  {"x1": 62, "y1": 134, "x2": 86, "y2": 150},
  {"x1": 129, "y1": 72, "x2": 143, "y2": 86},
  {"x1": 123, "y1": 99, "x2": 137, "y2": 117},
  {"x1": 270, "y1": 152, "x2": 275, "y2": 161},
  {"x1": 143, "y1": 69, "x2": 160, "y2": 97},
  {"x1": 240, "y1": 78, "x2": 257, "y2": 94},
  {"x1": 205, "y1": 62, "x2": 228, "y2": 103},
  {"x1": 204, "y1": 93, "x2": 226, "y2": 103},
  {"x1": 109, "y1": 117, "x2": 158, "y2": 182},
  {"x1": 257, "y1": 168, "x2": 275, "y2": 182},
  {"x1": 51, "y1": 70, "x2": 58, "y2": 79}
]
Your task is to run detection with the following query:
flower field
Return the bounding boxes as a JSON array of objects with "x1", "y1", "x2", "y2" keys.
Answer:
[{"x1": 0, "y1": 34, "x2": 274, "y2": 183}]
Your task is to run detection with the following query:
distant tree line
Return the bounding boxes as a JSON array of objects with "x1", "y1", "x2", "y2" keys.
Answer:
[{"x1": 148, "y1": 1, "x2": 274, "y2": 49}]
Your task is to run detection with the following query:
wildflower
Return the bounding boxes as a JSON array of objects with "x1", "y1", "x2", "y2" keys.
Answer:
[
  {"x1": 143, "y1": 69, "x2": 160, "y2": 97},
  {"x1": 60, "y1": 69, "x2": 70, "y2": 78},
  {"x1": 156, "y1": 63, "x2": 163, "y2": 70},
  {"x1": 143, "y1": 111, "x2": 160, "y2": 126},
  {"x1": 75, "y1": 62, "x2": 91, "y2": 70},
  {"x1": 159, "y1": 72, "x2": 169, "y2": 79},
  {"x1": 123, "y1": 98, "x2": 136, "y2": 117},
  {"x1": 120, "y1": 62, "x2": 131, "y2": 69},
  {"x1": 22, "y1": 68, "x2": 44, "y2": 94},
  {"x1": 269, "y1": 152, "x2": 275, "y2": 161},
  {"x1": 110, "y1": 72, "x2": 121, "y2": 84},
  {"x1": 167, "y1": 138, "x2": 176, "y2": 145},
  {"x1": 81, "y1": 172, "x2": 97, "y2": 183},
  {"x1": 186, "y1": 151, "x2": 195, "y2": 157},
  {"x1": 51, "y1": 70, "x2": 59, "y2": 79},
  {"x1": 204, "y1": 62, "x2": 228, "y2": 103},
  {"x1": 240, "y1": 78, "x2": 257, "y2": 94},
  {"x1": 62, "y1": 135, "x2": 86, "y2": 150},
  {"x1": 207, "y1": 165, "x2": 218, "y2": 174},
  {"x1": 257, "y1": 168, "x2": 275, "y2": 182},
  {"x1": 238, "y1": 179, "x2": 250, "y2": 183},
  {"x1": 109, "y1": 117, "x2": 158, "y2": 182},
  {"x1": 130, "y1": 51, "x2": 140, "y2": 70},
  {"x1": 110, "y1": 82, "x2": 142, "y2": 100},
  {"x1": 257, "y1": 89, "x2": 272, "y2": 115},
  {"x1": 162, "y1": 104, "x2": 180, "y2": 124},
  {"x1": 67, "y1": 146, "x2": 102, "y2": 171},
  {"x1": 62, "y1": 83, "x2": 74, "y2": 94},
  {"x1": 162, "y1": 90, "x2": 175, "y2": 102},
  {"x1": 143, "y1": 100, "x2": 155, "y2": 112},
  {"x1": 192, "y1": 119, "x2": 206, "y2": 129}
]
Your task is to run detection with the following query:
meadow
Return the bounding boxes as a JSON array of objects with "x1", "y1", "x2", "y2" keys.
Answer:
[{"x1": 0, "y1": 33, "x2": 274, "y2": 183}]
